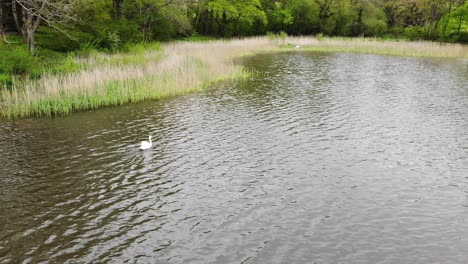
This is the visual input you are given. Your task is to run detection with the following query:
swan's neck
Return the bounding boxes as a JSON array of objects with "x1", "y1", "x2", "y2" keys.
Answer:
[{"x1": 149, "y1": 136, "x2": 152, "y2": 144}]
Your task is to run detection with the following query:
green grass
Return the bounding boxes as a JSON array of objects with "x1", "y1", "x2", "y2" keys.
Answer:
[{"x1": 1, "y1": 69, "x2": 250, "y2": 118}]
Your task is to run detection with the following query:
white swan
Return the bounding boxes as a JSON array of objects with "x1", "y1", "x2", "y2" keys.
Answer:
[{"x1": 140, "y1": 135, "x2": 152, "y2": 150}]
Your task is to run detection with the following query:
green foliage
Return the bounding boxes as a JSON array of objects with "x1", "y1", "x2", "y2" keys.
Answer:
[
  {"x1": 0, "y1": 74, "x2": 12, "y2": 85},
  {"x1": 362, "y1": 9, "x2": 387, "y2": 36},
  {"x1": 3, "y1": 0, "x2": 467, "y2": 52},
  {"x1": 287, "y1": 0, "x2": 320, "y2": 35},
  {"x1": 45, "y1": 55, "x2": 82, "y2": 75},
  {"x1": 0, "y1": 44, "x2": 40, "y2": 76},
  {"x1": 267, "y1": 31, "x2": 288, "y2": 40},
  {"x1": 441, "y1": 2, "x2": 468, "y2": 43},
  {"x1": 197, "y1": 0, "x2": 267, "y2": 36},
  {"x1": 0, "y1": 42, "x2": 81, "y2": 80},
  {"x1": 73, "y1": 40, "x2": 102, "y2": 57},
  {"x1": 403, "y1": 26, "x2": 424, "y2": 41},
  {"x1": 1, "y1": 0, "x2": 467, "y2": 87},
  {"x1": 328, "y1": 4, "x2": 354, "y2": 36},
  {"x1": 316, "y1": 32, "x2": 324, "y2": 40},
  {"x1": 106, "y1": 30, "x2": 122, "y2": 51},
  {"x1": 35, "y1": 27, "x2": 81, "y2": 52},
  {"x1": 183, "y1": 33, "x2": 215, "y2": 42},
  {"x1": 267, "y1": 2, "x2": 294, "y2": 33},
  {"x1": 122, "y1": 42, "x2": 161, "y2": 53}
]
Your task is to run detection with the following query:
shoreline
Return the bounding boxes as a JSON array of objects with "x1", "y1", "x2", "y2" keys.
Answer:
[{"x1": 1, "y1": 36, "x2": 467, "y2": 119}]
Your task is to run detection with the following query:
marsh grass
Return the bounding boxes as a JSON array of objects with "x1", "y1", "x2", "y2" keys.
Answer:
[
  {"x1": 0, "y1": 38, "x2": 274, "y2": 118},
  {"x1": 284, "y1": 36, "x2": 468, "y2": 58},
  {"x1": 1, "y1": 36, "x2": 466, "y2": 118}
]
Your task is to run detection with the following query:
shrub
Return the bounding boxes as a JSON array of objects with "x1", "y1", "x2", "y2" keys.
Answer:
[
  {"x1": 404, "y1": 26, "x2": 423, "y2": 40},
  {"x1": 267, "y1": 31, "x2": 288, "y2": 41},
  {"x1": 36, "y1": 27, "x2": 81, "y2": 52},
  {"x1": 0, "y1": 74, "x2": 12, "y2": 85},
  {"x1": 106, "y1": 30, "x2": 121, "y2": 51},
  {"x1": 0, "y1": 44, "x2": 40, "y2": 76}
]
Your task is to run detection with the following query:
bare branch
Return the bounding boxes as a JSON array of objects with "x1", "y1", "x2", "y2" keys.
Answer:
[{"x1": 11, "y1": 0, "x2": 80, "y2": 53}]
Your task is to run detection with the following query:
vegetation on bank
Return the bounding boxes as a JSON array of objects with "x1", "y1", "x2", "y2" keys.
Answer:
[
  {"x1": 0, "y1": 38, "x2": 271, "y2": 118},
  {"x1": 1, "y1": 0, "x2": 468, "y2": 53},
  {"x1": 1, "y1": 0, "x2": 467, "y2": 81},
  {"x1": 0, "y1": 0, "x2": 467, "y2": 118},
  {"x1": 1, "y1": 36, "x2": 467, "y2": 119}
]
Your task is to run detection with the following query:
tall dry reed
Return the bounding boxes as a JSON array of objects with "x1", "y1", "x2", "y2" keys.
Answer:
[{"x1": 285, "y1": 36, "x2": 468, "y2": 58}]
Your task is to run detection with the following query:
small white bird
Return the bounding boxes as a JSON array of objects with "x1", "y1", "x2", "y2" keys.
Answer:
[
  {"x1": 295, "y1": 45, "x2": 301, "y2": 48},
  {"x1": 140, "y1": 135, "x2": 152, "y2": 150}
]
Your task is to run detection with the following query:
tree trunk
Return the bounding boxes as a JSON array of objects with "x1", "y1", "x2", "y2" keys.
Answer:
[
  {"x1": 457, "y1": 13, "x2": 464, "y2": 33},
  {"x1": 114, "y1": 0, "x2": 123, "y2": 18},
  {"x1": 0, "y1": 0, "x2": 5, "y2": 40},
  {"x1": 11, "y1": 1, "x2": 24, "y2": 41},
  {"x1": 443, "y1": 1, "x2": 454, "y2": 37},
  {"x1": 383, "y1": 6, "x2": 396, "y2": 28},
  {"x1": 27, "y1": 28, "x2": 34, "y2": 53},
  {"x1": 11, "y1": 0, "x2": 45, "y2": 53}
]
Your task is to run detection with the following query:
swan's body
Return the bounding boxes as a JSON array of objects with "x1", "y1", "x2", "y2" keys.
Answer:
[{"x1": 140, "y1": 135, "x2": 152, "y2": 150}]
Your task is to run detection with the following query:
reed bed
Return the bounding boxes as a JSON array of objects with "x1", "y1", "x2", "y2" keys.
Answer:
[
  {"x1": 0, "y1": 37, "x2": 275, "y2": 118},
  {"x1": 285, "y1": 36, "x2": 468, "y2": 58},
  {"x1": 1, "y1": 36, "x2": 466, "y2": 118}
]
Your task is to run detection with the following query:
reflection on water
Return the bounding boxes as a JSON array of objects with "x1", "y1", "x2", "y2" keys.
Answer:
[{"x1": 1, "y1": 52, "x2": 468, "y2": 263}]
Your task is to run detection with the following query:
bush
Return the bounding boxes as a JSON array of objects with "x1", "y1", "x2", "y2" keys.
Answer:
[
  {"x1": 444, "y1": 32, "x2": 468, "y2": 43},
  {"x1": 0, "y1": 44, "x2": 40, "y2": 76},
  {"x1": 363, "y1": 18, "x2": 387, "y2": 36},
  {"x1": 0, "y1": 74, "x2": 12, "y2": 85},
  {"x1": 36, "y1": 27, "x2": 81, "y2": 52},
  {"x1": 267, "y1": 31, "x2": 288, "y2": 41},
  {"x1": 121, "y1": 42, "x2": 162, "y2": 53},
  {"x1": 46, "y1": 55, "x2": 82, "y2": 74},
  {"x1": 316, "y1": 32, "x2": 324, "y2": 40},
  {"x1": 0, "y1": 42, "x2": 82, "y2": 80},
  {"x1": 183, "y1": 33, "x2": 214, "y2": 42},
  {"x1": 106, "y1": 30, "x2": 121, "y2": 51},
  {"x1": 403, "y1": 26, "x2": 423, "y2": 40}
]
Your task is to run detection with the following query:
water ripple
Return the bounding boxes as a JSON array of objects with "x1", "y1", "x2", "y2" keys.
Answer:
[{"x1": 1, "y1": 52, "x2": 468, "y2": 263}]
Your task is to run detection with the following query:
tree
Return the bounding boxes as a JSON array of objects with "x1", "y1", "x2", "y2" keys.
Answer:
[
  {"x1": 377, "y1": 0, "x2": 405, "y2": 31},
  {"x1": 266, "y1": 1, "x2": 293, "y2": 33},
  {"x1": 131, "y1": 0, "x2": 191, "y2": 41},
  {"x1": 287, "y1": 0, "x2": 320, "y2": 35},
  {"x1": 442, "y1": 0, "x2": 463, "y2": 36},
  {"x1": 450, "y1": 1, "x2": 467, "y2": 34},
  {"x1": 195, "y1": 0, "x2": 266, "y2": 36},
  {"x1": 10, "y1": 0, "x2": 77, "y2": 53}
]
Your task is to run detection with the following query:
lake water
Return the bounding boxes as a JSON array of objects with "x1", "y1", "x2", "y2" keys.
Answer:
[{"x1": 1, "y1": 52, "x2": 468, "y2": 263}]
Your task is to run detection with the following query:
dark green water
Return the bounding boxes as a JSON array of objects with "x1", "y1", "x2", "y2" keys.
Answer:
[{"x1": 1, "y1": 52, "x2": 468, "y2": 263}]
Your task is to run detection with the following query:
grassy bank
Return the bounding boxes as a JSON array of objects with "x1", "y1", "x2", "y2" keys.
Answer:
[
  {"x1": 1, "y1": 36, "x2": 467, "y2": 118},
  {"x1": 0, "y1": 38, "x2": 275, "y2": 118}
]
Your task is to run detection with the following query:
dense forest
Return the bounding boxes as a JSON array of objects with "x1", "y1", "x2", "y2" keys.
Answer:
[{"x1": 0, "y1": 0, "x2": 467, "y2": 54}]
